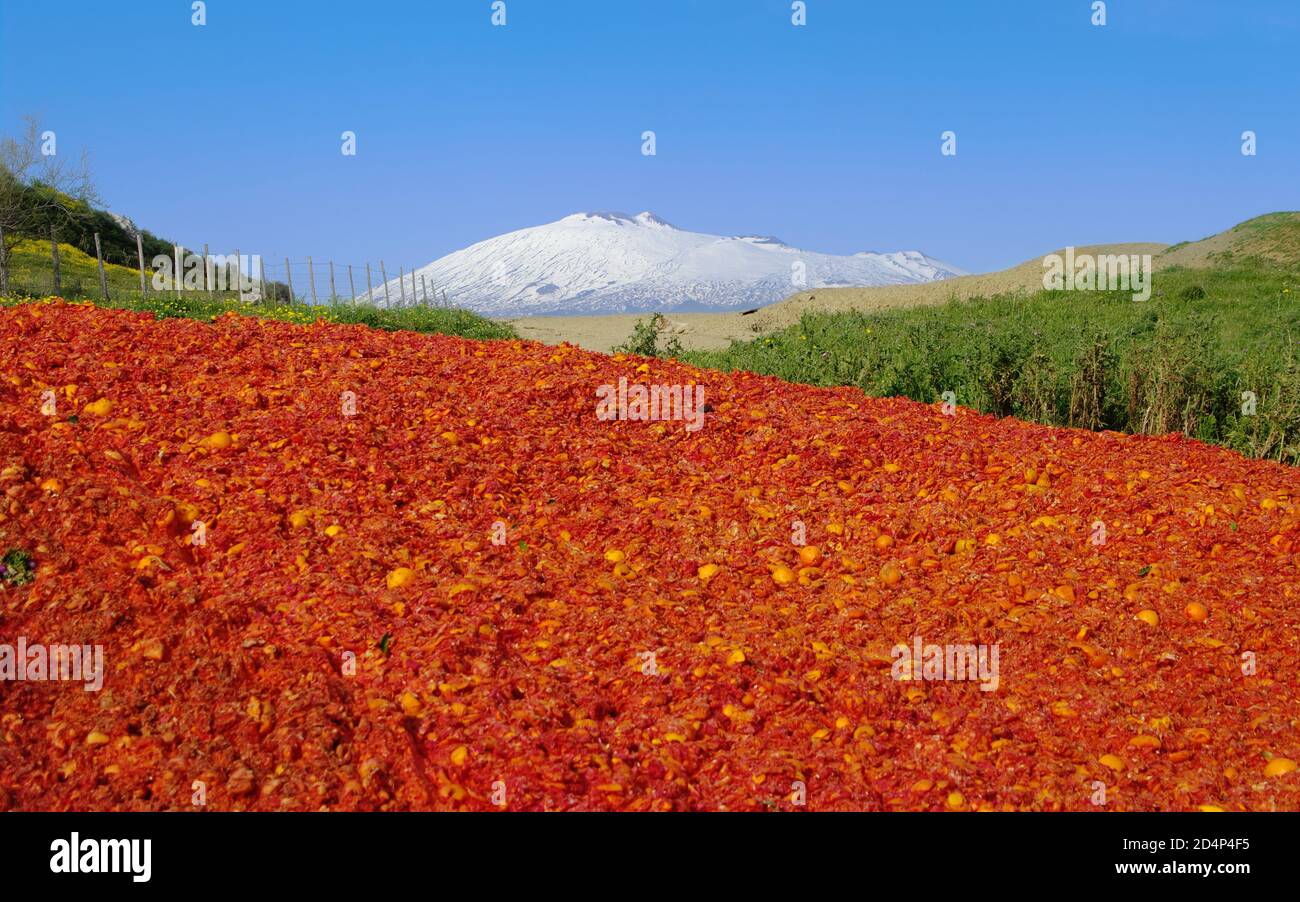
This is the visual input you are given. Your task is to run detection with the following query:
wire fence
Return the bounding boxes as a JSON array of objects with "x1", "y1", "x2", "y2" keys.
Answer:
[
  {"x1": 3, "y1": 235, "x2": 451, "y2": 309},
  {"x1": 262, "y1": 258, "x2": 451, "y2": 308}
]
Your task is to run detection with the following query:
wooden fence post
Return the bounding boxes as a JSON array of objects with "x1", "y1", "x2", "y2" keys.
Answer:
[
  {"x1": 136, "y1": 232, "x2": 147, "y2": 296},
  {"x1": 380, "y1": 261, "x2": 389, "y2": 305},
  {"x1": 348, "y1": 264, "x2": 356, "y2": 303},
  {"x1": 366, "y1": 262, "x2": 373, "y2": 303},
  {"x1": 329, "y1": 261, "x2": 337, "y2": 305},
  {"x1": 307, "y1": 256, "x2": 317, "y2": 304},
  {"x1": 259, "y1": 256, "x2": 267, "y2": 304},
  {"x1": 234, "y1": 248, "x2": 242, "y2": 302},
  {"x1": 50, "y1": 228, "x2": 61, "y2": 294},
  {"x1": 93, "y1": 232, "x2": 109, "y2": 300},
  {"x1": 398, "y1": 266, "x2": 406, "y2": 306},
  {"x1": 285, "y1": 258, "x2": 294, "y2": 304}
]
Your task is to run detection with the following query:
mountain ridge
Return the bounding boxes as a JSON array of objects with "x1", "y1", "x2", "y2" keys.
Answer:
[{"x1": 364, "y1": 211, "x2": 963, "y2": 315}]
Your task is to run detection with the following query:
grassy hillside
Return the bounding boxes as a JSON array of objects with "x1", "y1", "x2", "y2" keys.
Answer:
[
  {"x1": 739, "y1": 211, "x2": 1300, "y2": 334},
  {"x1": 748, "y1": 242, "x2": 1169, "y2": 333},
  {"x1": 3, "y1": 239, "x2": 516, "y2": 340},
  {"x1": 681, "y1": 261, "x2": 1300, "y2": 464},
  {"x1": 3, "y1": 238, "x2": 167, "y2": 299},
  {"x1": 3, "y1": 179, "x2": 178, "y2": 268},
  {"x1": 1160, "y1": 212, "x2": 1300, "y2": 269}
]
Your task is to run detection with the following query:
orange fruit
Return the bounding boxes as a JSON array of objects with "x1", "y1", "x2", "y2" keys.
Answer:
[
  {"x1": 771, "y1": 565, "x2": 797, "y2": 586},
  {"x1": 798, "y1": 545, "x2": 822, "y2": 566}
]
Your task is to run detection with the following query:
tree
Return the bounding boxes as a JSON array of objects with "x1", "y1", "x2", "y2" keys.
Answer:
[{"x1": 0, "y1": 115, "x2": 97, "y2": 296}]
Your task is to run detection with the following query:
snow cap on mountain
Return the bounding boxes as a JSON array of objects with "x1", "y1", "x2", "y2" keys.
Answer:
[{"x1": 367, "y1": 212, "x2": 963, "y2": 315}]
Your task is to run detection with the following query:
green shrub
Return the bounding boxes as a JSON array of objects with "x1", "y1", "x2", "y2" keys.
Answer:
[
  {"x1": 614, "y1": 313, "x2": 683, "y2": 358},
  {"x1": 0, "y1": 548, "x2": 35, "y2": 587},
  {"x1": 682, "y1": 262, "x2": 1300, "y2": 464}
]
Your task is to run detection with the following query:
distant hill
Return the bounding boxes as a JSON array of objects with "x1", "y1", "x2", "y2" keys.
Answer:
[
  {"x1": 736, "y1": 212, "x2": 1300, "y2": 333},
  {"x1": 1158, "y1": 212, "x2": 1300, "y2": 269},
  {"x1": 508, "y1": 212, "x2": 1298, "y2": 352},
  {"x1": 7, "y1": 182, "x2": 178, "y2": 268},
  {"x1": 743, "y1": 242, "x2": 1168, "y2": 332}
]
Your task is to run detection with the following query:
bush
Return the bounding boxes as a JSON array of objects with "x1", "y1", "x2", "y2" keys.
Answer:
[{"x1": 614, "y1": 313, "x2": 683, "y2": 358}]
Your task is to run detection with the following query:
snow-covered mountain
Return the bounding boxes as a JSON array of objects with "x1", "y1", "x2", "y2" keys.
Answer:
[{"x1": 365, "y1": 211, "x2": 963, "y2": 315}]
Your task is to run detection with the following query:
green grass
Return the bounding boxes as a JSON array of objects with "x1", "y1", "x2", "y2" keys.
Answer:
[
  {"x1": 680, "y1": 262, "x2": 1300, "y2": 465},
  {"x1": 3, "y1": 239, "x2": 516, "y2": 341},
  {"x1": 1219, "y1": 212, "x2": 1300, "y2": 263},
  {"x1": 316, "y1": 301, "x2": 517, "y2": 341},
  {"x1": 1, "y1": 289, "x2": 517, "y2": 342},
  {"x1": 3, "y1": 238, "x2": 169, "y2": 299}
]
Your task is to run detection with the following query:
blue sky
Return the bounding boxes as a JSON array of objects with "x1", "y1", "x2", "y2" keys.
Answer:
[{"x1": 2, "y1": 0, "x2": 1297, "y2": 273}]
